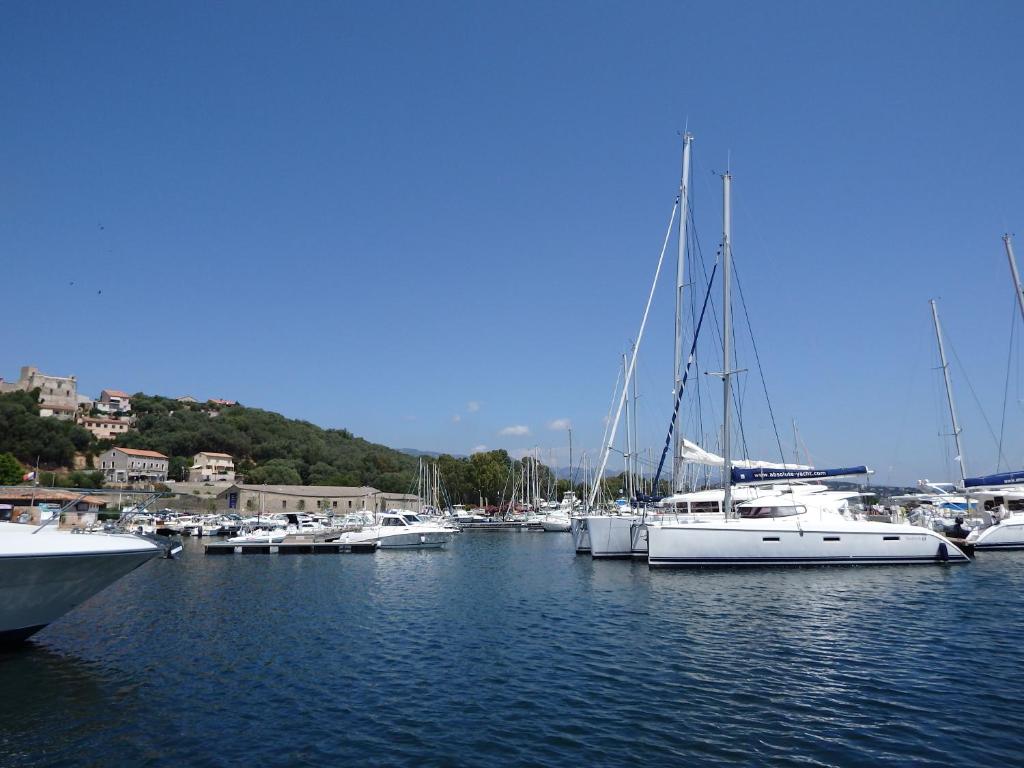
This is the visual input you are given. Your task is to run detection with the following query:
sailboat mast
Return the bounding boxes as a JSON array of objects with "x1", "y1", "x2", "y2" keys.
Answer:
[
  {"x1": 623, "y1": 352, "x2": 633, "y2": 502},
  {"x1": 1005, "y1": 234, "x2": 1024, "y2": 324},
  {"x1": 631, "y1": 343, "x2": 640, "y2": 496},
  {"x1": 673, "y1": 133, "x2": 693, "y2": 492},
  {"x1": 721, "y1": 171, "x2": 734, "y2": 519},
  {"x1": 929, "y1": 299, "x2": 967, "y2": 485}
]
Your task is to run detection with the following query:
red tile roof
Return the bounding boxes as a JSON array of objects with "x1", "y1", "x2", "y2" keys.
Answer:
[{"x1": 115, "y1": 448, "x2": 168, "y2": 459}]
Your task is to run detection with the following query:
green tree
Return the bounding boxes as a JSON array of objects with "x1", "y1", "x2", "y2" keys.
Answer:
[
  {"x1": 248, "y1": 459, "x2": 302, "y2": 485},
  {"x1": 0, "y1": 453, "x2": 24, "y2": 485}
]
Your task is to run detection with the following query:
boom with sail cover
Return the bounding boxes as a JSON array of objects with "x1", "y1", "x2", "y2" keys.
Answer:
[
  {"x1": 964, "y1": 470, "x2": 1024, "y2": 488},
  {"x1": 680, "y1": 439, "x2": 810, "y2": 472},
  {"x1": 731, "y1": 466, "x2": 869, "y2": 484}
]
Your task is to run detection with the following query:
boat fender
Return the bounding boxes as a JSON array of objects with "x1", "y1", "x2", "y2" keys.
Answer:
[{"x1": 938, "y1": 542, "x2": 949, "y2": 562}]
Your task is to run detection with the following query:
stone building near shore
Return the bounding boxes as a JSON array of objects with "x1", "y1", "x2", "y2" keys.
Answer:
[
  {"x1": 98, "y1": 447, "x2": 169, "y2": 484},
  {"x1": 216, "y1": 484, "x2": 422, "y2": 515}
]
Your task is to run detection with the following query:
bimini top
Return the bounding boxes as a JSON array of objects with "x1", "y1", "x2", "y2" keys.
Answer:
[
  {"x1": 964, "y1": 470, "x2": 1024, "y2": 488},
  {"x1": 731, "y1": 466, "x2": 869, "y2": 484}
]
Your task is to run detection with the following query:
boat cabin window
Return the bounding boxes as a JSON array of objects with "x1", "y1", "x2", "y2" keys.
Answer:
[
  {"x1": 739, "y1": 505, "x2": 803, "y2": 519},
  {"x1": 381, "y1": 517, "x2": 406, "y2": 527},
  {"x1": 690, "y1": 501, "x2": 720, "y2": 514},
  {"x1": 402, "y1": 515, "x2": 419, "y2": 524}
]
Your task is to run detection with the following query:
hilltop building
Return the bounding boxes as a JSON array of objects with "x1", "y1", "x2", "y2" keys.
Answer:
[
  {"x1": 188, "y1": 452, "x2": 236, "y2": 483},
  {"x1": 98, "y1": 447, "x2": 169, "y2": 484},
  {"x1": 95, "y1": 389, "x2": 132, "y2": 416},
  {"x1": 0, "y1": 365, "x2": 81, "y2": 420},
  {"x1": 77, "y1": 416, "x2": 132, "y2": 441}
]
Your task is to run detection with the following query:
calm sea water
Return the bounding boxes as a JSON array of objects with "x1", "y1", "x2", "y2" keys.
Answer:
[{"x1": 3, "y1": 533, "x2": 1024, "y2": 767}]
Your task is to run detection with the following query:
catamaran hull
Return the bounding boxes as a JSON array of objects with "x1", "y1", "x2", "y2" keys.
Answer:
[
  {"x1": 970, "y1": 518, "x2": 1024, "y2": 550},
  {"x1": 586, "y1": 516, "x2": 639, "y2": 559},
  {"x1": 571, "y1": 518, "x2": 591, "y2": 554},
  {"x1": 0, "y1": 548, "x2": 160, "y2": 644},
  {"x1": 648, "y1": 524, "x2": 970, "y2": 567}
]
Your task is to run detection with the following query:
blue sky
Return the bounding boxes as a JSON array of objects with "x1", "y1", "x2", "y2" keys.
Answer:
[{"x1": 2, "y1": 1, "x2": 1022, "y2": 484}]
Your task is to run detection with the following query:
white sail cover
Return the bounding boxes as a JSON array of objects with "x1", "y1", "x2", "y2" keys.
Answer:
[{"x1": 680, "y1": 438, "x2": 810, "y2": 471}]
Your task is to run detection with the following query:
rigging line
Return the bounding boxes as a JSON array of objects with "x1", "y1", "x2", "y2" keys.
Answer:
[
  {"x1": 651, "y1": 262, "x2": 719, "y2": 489},
  {"x1": 731, "y1": 256, "x2": 789, "y2": 468},
  {"x1": 998, "y1": 296, "x2": 1017, "y2": 472},
  {"x1": 947, "y1": 334, "x2": 1008, "y2": 468},
  {"x1": 589, "y1": 199, "x2": 679, "y2": 507}
]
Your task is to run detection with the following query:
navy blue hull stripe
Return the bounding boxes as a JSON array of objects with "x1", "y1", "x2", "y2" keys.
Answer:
[{"x1": 649, "y1": 554, "x2": 968, "y2": 566}]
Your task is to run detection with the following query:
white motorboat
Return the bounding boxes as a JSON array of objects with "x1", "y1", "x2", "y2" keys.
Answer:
[
  {"x1": 227, "y1": 528, "x2": 287, "y2": 544},
  {"x1": 339, "y1": 511, "x2": 455, "y2": 549},
  {"x1": 648, "y1": 491, "x2": 970, "y2": 567},
  {"x1": 540, "y1": 510, "x2": 571, "y2": 532},
  {"x1": 0, "y1": 520, "x2": 163, "y2": 644}
]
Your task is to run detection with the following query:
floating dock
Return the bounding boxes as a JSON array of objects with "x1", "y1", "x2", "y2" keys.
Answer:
[
  {"x1": 459, "y1": 521, "x2": 530, "y2": 531},
  {"x1": 204, "y1": 540, "x2": 378, "y2": 555}
]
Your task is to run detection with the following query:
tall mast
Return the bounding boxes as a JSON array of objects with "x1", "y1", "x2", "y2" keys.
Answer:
[
  {"x1": 721, "y1": 171, "x2": 734, "y2": 519},
  {"x1": 929, "y1": 299, "x2": 967, "y2": 486},
  {"x1": 673, "y1": 133, "x2": 693, "y2": 492},
  {"x1": 567, "y1": 426, "x2": 573, "y2": 500},
  {"x1": 1005, "y1": 234, "x2": 1024, "y2": 324},
  {"x1": 623, "y1": 352, "x2": 633, "y2": 502},
  {"x1": 631, "y1": 342, "x2": 640, "y2": 497}
]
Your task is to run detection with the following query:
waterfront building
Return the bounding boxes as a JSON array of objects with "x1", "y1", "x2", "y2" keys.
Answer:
[
  {"x1": 216, "y1": 484, "x2": 419, "y2": 514},
  {"x1": 188, "y1": 452, "x2": 236, "y2": 483},
  {"x1": 0, "y1": 488, "x2": 109, "y2": 524},
  {"x1": 94, "y1": 389, "x2": 132, "y2": 416},
  {"x1": 0, "y1": 365, "x2": 81, "y2": 420},
  {"x1": 98, "y1": 448, "x2": 169, "y2": 484},
  {"x1": 380, "y1": 493, "x2": 424, "y2": 513}
]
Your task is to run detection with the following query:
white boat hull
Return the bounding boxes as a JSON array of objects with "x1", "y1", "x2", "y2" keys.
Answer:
[
  {"x1": 540, "y1": 519, "x2": 571, "y2": 532},
  {"x1": 0, "y1": 537, "x2": 160, "y2": 642},
  {"x1": 341, "y1": 528, "x2": 454, "y2": 549},
  {"x1": 586, "y1": 515, "x2": 639, "y2": 558},
  {"x1": 571, "y1": 517, "x2": 590, "y2": 554},
  {"x1": 970, "y1": 515, "x2": 1024, "y2": 550},
  {"x1": 648, "y1": 520, "x2": 969, "y2": 567}
]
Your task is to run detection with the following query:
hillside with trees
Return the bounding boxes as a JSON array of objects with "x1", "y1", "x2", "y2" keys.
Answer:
[{"x1": 0, "y1": 389, "x2": 598, "y2": 503}]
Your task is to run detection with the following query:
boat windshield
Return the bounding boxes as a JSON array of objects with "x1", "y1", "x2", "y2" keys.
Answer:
[
  {"x1": 739, "y1": 505, "x2": 804, "y2": 519},
  {"x1": 402, "y1": 515, "x2": 420, "y2": 524}
]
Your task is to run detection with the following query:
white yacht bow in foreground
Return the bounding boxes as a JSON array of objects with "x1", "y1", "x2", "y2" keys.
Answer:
[{"x1": 0, "y1": 521, "x2": 163, "y2": 644}]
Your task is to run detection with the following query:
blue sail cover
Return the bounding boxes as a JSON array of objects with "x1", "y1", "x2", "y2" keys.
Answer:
[
  {"x1": 964, "y1": 470, "x2": 1024, "y2": 488},
  {"x1": 731, "y1": 466, "x2": 869, "y2": 484}
]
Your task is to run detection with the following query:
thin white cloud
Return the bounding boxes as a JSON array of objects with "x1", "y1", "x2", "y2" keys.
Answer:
[
  {"x1": 467, "y1": 401, "x2": 480, "y2": 413},
  {"x1": 452, "y1": 414, "x2": 462, "y2": 423},
  {"x1": 548, "y1": 418, "x2": 571, "y2": 430},
  {"x1": 499, "y1": 425, "x2": 531, "y2": 436},
  {"x1": 472, "y1": 444, "x2": 488, "y2": 453}
]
